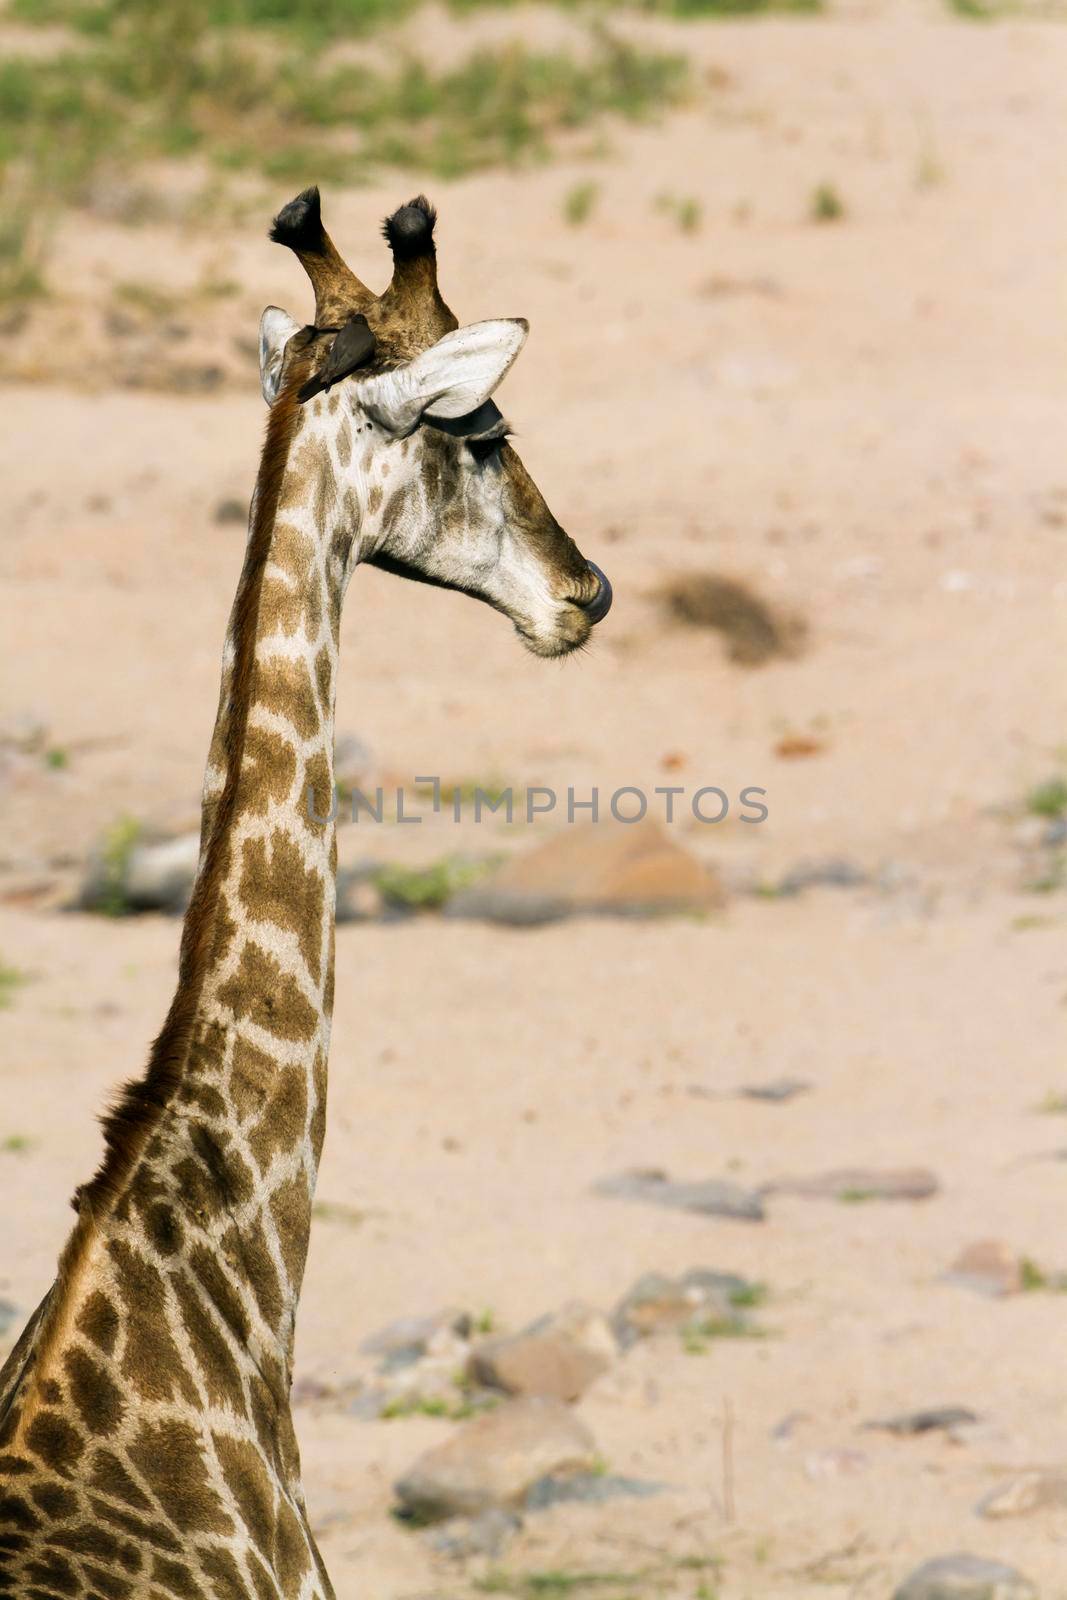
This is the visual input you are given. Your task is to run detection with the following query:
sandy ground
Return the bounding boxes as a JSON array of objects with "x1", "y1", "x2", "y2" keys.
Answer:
[{"x1": 2, "y1": 6, "x2": 1067, "y2": 1596}]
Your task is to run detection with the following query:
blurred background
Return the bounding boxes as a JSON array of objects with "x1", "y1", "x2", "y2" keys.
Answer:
[{"x1": 2, "y1": 0, "x2": 1066, "y2": 1594}]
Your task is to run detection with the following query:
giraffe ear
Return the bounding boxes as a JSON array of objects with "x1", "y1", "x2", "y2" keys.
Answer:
[
  {"x1": 356, "y1": 318, "x2": 528, "y2": 435},
  {"x1": 259, "y1": 306, "x2": 302, "y2": 404}
]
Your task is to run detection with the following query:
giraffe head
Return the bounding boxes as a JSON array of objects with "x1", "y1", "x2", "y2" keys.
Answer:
[{"x1": 259, "y1": 188, "x2": 612, "y2": 658}]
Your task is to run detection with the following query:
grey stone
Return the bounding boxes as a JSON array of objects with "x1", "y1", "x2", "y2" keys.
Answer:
[
  {"x1": 863, "y1": 1406, "x2": 979, "y2": 1436},
  {"x1": 595, "y1": 1168, "x2": 765, "y2": 1222},
  {"x1": 0, "y1": 1300, "x2": 19, "y2": 1338},
  {"x1": 447, "y1": 821, "x2": 725, "y2": 925},
  {"x1": 738, "y1": 1077, "x2": 811, "y2": 1103},
  {"x1": 525, "y1": 1473, "x2": 665, "y2": 1510},
  {"x1": 425, "y1": 1508, "x2": 522, "y2": 1560},
  {"x1": 976, "y1": 1467, "x2": 1067, "y2": 1519},
  {"x1": 893, "y1": 1553, "x2": 1036, "y2": 1600},
  {"x1": 81, "y1": 830, "x2": 199, "y2": 914},
  {"x1": 942, "y1": 1240, "x2": 1023, "y2": 1298},
  {"x1": 775, "y1": 857, "x2": 868, "y2": 896},
  {"x1": 762, "y1": 1166, "x2": 939, "y2": 1202},
  {"x1": 394, "y1": 1397, "x2": 597, "y2": 1521},
  {"x1": 361, "y1": 1309, "x2": 472, "y2": 1364},
  {"x1": 469, "y1": 1303, "x2": 615, "y2": 1403},
  {"x1": 612, "y1": 1268, "x2": 757, "y2": 1348},
  {"x1": 213, "y1": 497, "x2": 247, "y2": 524}
]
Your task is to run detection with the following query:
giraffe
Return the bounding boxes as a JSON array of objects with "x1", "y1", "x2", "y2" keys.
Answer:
[{"x1": 0, "y1": 188, "x2": 611, "y2": 1600}]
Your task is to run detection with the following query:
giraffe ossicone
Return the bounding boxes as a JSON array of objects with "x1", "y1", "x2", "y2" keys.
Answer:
[{"x1": 0, "y1": 188, "x2": 610, "y2": 1600}]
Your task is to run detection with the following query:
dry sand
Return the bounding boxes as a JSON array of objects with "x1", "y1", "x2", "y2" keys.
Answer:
[{"x1": 2, "y1": 5, "x2": 1067, "y2": 1595}]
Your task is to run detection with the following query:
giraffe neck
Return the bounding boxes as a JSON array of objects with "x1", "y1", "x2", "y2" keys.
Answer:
[{"x1": 63, "y1": 364, "x2": 350, "y2": 1389}]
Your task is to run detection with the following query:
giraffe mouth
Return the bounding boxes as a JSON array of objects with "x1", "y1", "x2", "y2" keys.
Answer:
[{"x1": 364, "y1": 551, "x2": 608, "y2": 657}]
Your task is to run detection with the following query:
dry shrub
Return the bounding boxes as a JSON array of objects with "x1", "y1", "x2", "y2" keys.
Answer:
[{"x1": 657, "y1": 571, "x2": 807, "y2": 666}]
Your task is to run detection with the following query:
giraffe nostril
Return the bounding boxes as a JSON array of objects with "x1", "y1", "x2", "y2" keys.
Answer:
[{"x1": 580, "y1": 561, "x2": 613, "y2": 625}]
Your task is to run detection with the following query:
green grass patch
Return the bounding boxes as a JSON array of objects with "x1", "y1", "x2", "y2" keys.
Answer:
[
  {"x1": 0, "y1": 1134, "x2": 34, "y2": 1154},
  {"x1": 94, "y1": 816, "x2": 141, "y2": 916},
  {"x1": 372, "y1": 854, "x2": 496, "y2": 911},
  {"x1": 0, "y1": 964, "x2": 27, "y2": 1010},
  {"x1": 810, "y1": 182, "x2": 845, "y2": 223},
  {"x1": 0, "y1": 13, "x2": 688, "y2": 208},
  {"x1": 563, "y1": 179, "x2": 600, "y2": 226},
  {"x1": 1026, "y1": 777, "x2": 1067, "y2": 819}
]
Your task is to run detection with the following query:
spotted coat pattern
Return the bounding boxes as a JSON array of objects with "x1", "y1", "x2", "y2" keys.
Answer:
[{"x1": 0, "y1": 376, "x2": 370, "y2": 1600}]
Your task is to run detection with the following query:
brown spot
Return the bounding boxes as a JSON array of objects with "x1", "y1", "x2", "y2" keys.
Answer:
[
  {"x1": 302, "y1": 751, "x2": 333, "y2": 836},
  {"x1": 24, "y1": 1553, "x2": 79, "y2": 1596},
  {"x1": 24, "y1": 1412, "x2": 84, "y2": 1478},
  {"x1": 258, "y1": 578, "x2": 304, "y2": 641},
  {"x1": 230, "y1": 1036, "x2": 274, "y2": 1122},
  {"x1": 246, "y1": 1549, "x2": 277, "y2": 1600},
  {"x1": 367, "y1": 484, "x2": 382, "y2": 515},
  {"x1": 275, "y1": 1495, "x2": 311, "y2": 1593},
  {"x1": 89, "y1": 1499, "x2": 182, "y2": 1553},
  {"x1": 197, "y1": 1548, "x2": 248, "y2": 1600},
  {"x1": 217, "y1": 942, "x2": 318, "y2": 1044},
  {"x1": 39, "y1": 1379, "x2": 63, "y2": 1405},
  {"x1": 313, "y1": 645, "x2": 332, "y2": 713},
  {"x1": 144, "y1": 1200, "x2": 184, "y2": 1257},
  {"x1": 269, "y1": 1173, "x2": 312, "y2": 1294},
  {"x1": 252, "y1": 656, "x2": 320, "y2": 743},
  {"x1": 63, "y1": 1346, "x2": 124, "y2": 1435},
  {"x1": 189, "y1": 1243, "x2": 250, "y2": 1346},
  {"x1": 31, "y1": 1483, "x2": 78, "y2": 1518},
  {"x1": 88, "y1": 1450, "x2": 152, "y2": 1512},
  {"x1": 270, "y1": 520, "x2": 314, "y2": 584},
  {"x1": 107, "y1": 1240, "x2": 199, "y2": 1407},
  {"x1": 248, "y1": 1067, "x2": 308, "y2": 1176},
  {"x1": 240, "y1": 724, "x2": 297, "y2": 816},
  {"x1": 170, "y1": 1269, "x2": 246, "y2": 1415},
  {"x1": 277, "y1": 439, "x2": 324, "y2": 514},
  {"x1": 335, "y1": 418, "x2": 352, "y2": 468},
  {"x1": 128, "y1": 1418, "x2": 232, "y2": 1535},
  {"x1": 178, "y1": 1081, "x2": 227, "y2": 1120},
  {"x1": 238, "y1": 830, "x2": 324, "y2": 984},
  {"x1": 310, "y1": 1047, "x2": 328, "y2": 1156},
  {"x1": 80, "y1": 1565, "x2": 133, "y2": 1600},
  {"x1": 213, "y1": 1433, "x2": 273, "y2": 1555},
  {"x1": 152, "y1": 1556, "x2": 205, "y2": 1600},
  {"x1": 189, "y1": 1119, "x2": 254, "y2": 1208},
  {"x1": 46, "y1": 1525, "x2": 120, "y2": 1563},
  {"x1": 76, "y1": 1291, "x2": 122, "y2": 1358},
  {"x1": 0, "y1": 1494, "x2": 39, "y2": 1531},
  {"x1": 223, "y1": 1217, "x2": 283, "y2": 1332}
]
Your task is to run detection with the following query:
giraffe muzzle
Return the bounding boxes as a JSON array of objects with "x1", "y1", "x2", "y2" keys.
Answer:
[{"x1": 580, "y1": 561, "x2": 613, "y2": 626}]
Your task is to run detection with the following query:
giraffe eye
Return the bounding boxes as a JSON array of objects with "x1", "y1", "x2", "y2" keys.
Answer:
[{"x1": 467, "y1": 434, "x2": 506, "y2": 465}]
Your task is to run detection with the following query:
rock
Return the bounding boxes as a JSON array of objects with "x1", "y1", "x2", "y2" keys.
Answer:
[
  {"x1": 334, "y1": 732, "x2": 375, "y2": 792},
  {"x1": 395, "y1": 1398, "x2": 597, "y2": 1522},
  {"x1": 762, "y1": 1167, "x2": 939, "y2": 1202},
  {"x1": 469, "y1": 1303, "x2": 615, "y2": 1403},
  {"x1": 447, "y1": 821, "x2": 725, "y2": 925},
  {"x1": 612, "y1": 1268, "x2": 757, "y2": 1348},
  {"x1": 737, "y1": 1077, "x2": 811, "y2": 1103},
  {"x1": 425, "y1": 1508, "x2": 522, "y2": 1559},
  {"x1": 775, "y1": 857, "x2": 868, "y2": 895},
  {"x1": 893, "y1": 1553, "x2": 1036, "y2": 1600},
  {"x1": 525, "y1": 1473, "x2": 665, "y2": 1509},
  {"x1": 213, "y1": 496, "x2": 247, "y2": 524},
  {"x1": 864, "y1": 1406, "x2": 979, "y2": 1436},
  {"x1": 0, "y1": 1300, "x2": 20, "y2": 1338},
  {"x1": 595, "y1": 1169, "x2": 765, "y2": 1222},
  {"x1": 976, "y1": 1467, "x2": 1067, "y2": 1519},
  {"x1": 942, "y1": 1240, "x2": 1023, "y2": 1298},
  {"x1": 80, "y1": 830, "x2": 199, "y2": 914},
  {"x1": 361, "y1": 1308, "x2": 473, "y2": 1368}
]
